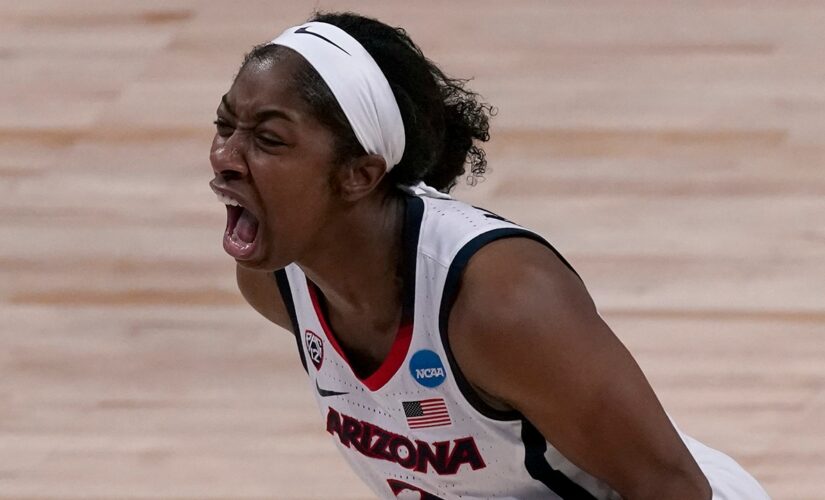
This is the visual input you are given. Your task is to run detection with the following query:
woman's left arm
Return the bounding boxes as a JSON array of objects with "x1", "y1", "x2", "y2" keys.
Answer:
[{"x1": 448, "y1": 237, "x2": 711, "y2": 500}]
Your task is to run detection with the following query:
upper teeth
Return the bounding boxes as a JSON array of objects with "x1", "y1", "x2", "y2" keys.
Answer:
[{"x1": 216, "y1": 192, "x2": 242, "y2": 207}]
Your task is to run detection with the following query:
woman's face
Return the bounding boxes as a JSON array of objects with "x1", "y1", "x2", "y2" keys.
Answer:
[{"x1": 209, "y1": 51, "x2": 342, "y2": 271}]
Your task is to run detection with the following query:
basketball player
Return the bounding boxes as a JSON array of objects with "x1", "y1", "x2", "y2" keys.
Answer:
[{"x1": 208, "y1": 11, "x2": 769, "y2": 499}]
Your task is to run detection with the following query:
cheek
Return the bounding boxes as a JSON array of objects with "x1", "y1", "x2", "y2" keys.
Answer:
[
  {"x1": 254, "y1": 146, "x2": 333, "y2": 196},
  {"x1": 258, "y1": 165, "x2": 333, "y2": 238}
]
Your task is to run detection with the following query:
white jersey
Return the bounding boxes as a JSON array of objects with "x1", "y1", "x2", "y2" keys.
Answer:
[{"x1": 274, "y1": 195, "x2": 769, "y2": 500}]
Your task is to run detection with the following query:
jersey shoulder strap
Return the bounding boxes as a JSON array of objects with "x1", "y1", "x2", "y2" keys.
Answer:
[{"x1": 417, "y1": 196, "x2": 578, "y2": 278}]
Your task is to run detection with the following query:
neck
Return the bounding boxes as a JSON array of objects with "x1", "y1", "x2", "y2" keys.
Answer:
[{"x1": 297, "y1": 192, "x2": 407, "y2": 328}]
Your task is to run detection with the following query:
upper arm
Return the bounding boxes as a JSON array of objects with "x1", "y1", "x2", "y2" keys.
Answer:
[
  {"x1": 236, "y1": 264, "x2": 294, "y2": 333},
  {"x1": 447, "y1": 238, "x2": 710, "y2": 499}
]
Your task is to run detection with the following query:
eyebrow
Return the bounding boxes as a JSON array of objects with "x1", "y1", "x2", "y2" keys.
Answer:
[
  {"x1": 220, "y1": 94, "x2": 293, "y2": 123},
  {"x1": 254, "y1": 108, "x2": 294, "y2": 123}
]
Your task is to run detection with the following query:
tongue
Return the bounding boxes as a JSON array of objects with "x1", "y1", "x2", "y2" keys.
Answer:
[{"x1": 233, "y1": 208, "x2": 259, "y2": 243}]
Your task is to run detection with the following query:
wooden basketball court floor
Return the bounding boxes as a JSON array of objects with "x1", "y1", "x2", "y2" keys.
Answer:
[{"x1": 1, "y1": 1, "x2": 823, "y2": 498}]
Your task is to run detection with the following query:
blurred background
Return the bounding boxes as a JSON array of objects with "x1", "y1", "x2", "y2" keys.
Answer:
[{"x1": 1, "y1": 1, "x2": 824, "y2": 498}]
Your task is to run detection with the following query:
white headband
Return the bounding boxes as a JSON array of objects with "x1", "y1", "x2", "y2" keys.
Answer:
[
  {"x1": 269, "y1": 22, "x2": 452, "y2": 200},
  {"x1": 270, "y1": 22, "x2": 404, "y2": 171}
]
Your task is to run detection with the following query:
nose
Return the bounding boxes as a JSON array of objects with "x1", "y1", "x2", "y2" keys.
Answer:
[{"x1": 210, "y1": 133, "x2": 248, "y2": 181}]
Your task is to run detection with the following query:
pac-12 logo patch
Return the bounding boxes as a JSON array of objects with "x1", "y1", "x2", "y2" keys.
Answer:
[
  {"x1": 409, "y1": 349, "x2": 446, "y2": 388},
  {"x1": 305, "y1": 330, "x2": 324, "y2": 370}
]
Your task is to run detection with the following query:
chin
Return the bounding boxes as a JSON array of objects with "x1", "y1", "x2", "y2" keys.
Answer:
[{"x1": 234, "y1": 251, "x2": 290, "y2": 273}]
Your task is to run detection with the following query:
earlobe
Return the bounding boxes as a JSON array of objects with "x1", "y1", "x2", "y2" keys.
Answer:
[{"x1": 337, "y1": 154, "x2": 388, "y2": 201}]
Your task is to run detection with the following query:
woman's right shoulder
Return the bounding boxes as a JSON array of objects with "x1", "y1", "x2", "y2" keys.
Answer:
[{"x1": 235, "y1": 264, "x2": 294, "y2": 333}]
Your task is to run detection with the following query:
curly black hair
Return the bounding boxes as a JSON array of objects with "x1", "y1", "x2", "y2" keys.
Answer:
[{"x1": 241, "y1": 11, "x2": 493, "y2": 193}]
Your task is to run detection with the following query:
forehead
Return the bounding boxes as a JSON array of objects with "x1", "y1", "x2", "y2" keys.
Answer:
[{"x1": 224, "y1": 50, "x2": 309, "y2": 116}]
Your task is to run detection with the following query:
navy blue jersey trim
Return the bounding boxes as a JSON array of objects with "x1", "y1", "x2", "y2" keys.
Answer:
[
  {"x1": 274, "y1": 268, "x2": 308, "y2": 373},
  {"x1": 521, "y1": 418, "x2": 600, "y2": 499},
  {"x1": 401, "y1": 195, "x2": 425, "y2": 325},
  {"x1": 439, "y1": 227, "x2": 580, "y2": 421}
]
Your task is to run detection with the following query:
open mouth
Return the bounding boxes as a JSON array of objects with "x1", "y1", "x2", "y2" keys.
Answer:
[{"x1": 216, "y1": 191, "x2": 260, "y2": 260}]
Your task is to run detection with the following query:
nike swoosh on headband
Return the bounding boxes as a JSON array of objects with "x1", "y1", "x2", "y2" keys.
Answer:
[{"x1": 294, "y1": 26, "x2": 350, "y2": 55}]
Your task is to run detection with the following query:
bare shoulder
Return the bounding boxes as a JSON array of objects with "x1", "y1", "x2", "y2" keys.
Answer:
[
  {"x1": 236, "y1": 264, "x2": 294, "y2": 333},
  {"x1": 447, "y1": 237, "x2": 712, "y2": 498},
  {"x1": 449, "y1": 236, "x2": 596, "y2": 341},
  {"x1": 446, "y1": 236, "x2": 603, "y2": 405}
]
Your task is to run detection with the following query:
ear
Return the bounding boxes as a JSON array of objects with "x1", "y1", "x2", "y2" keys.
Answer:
[{"x1": 334, "y1": 154, "x2": 389, "y2": 201}]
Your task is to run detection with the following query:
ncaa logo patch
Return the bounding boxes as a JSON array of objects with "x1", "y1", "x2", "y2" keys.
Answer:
[
  {"x1": 305, "y1": 330, "x2": 324, "y2": 370},
  {"x1": 409, "y1": 349, "x2": 446, "y2": 388}
]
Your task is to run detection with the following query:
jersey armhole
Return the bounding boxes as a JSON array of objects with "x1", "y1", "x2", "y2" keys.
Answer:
[
  {"x1": 437, "y1": 228, "x2": 580, "y2": 421},
  {"x1": 274, "y1": 268, "x2": 309, "y2": 373}
]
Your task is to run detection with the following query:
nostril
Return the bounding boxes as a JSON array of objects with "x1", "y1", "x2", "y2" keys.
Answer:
[{"x1": 221, "y1": 170, "x2": 242, "y2": 181}]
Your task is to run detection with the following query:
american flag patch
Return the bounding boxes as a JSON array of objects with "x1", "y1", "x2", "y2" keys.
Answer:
[{"x1": 402, "y1": 398, "x2": 451, "y2": 429}]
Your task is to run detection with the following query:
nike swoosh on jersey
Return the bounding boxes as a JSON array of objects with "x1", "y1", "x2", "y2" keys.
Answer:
[{"x1": 316, "y1": 380, "x2": 349, "y2": 397}]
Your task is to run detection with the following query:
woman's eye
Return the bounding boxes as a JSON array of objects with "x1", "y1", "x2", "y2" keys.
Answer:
[
  {"x1": 213, "y1": 119, "x2": 234, "y2": 137},
  {"x1": 256, "y1": 135, "x2": 284, "y2": 147}
]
